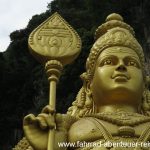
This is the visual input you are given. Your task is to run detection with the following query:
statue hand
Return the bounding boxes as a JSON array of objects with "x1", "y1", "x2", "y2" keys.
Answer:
[
  {"x1": 23, "y1": 105, "x2": 56, "y2": 150},
  {"x1": 23, "y1": 105, "x2": 77, "y2": 150}
]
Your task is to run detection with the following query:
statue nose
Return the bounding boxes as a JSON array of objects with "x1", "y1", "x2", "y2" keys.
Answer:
[{"x1": 116, "y1": 63, "x2": 127, "y2": 72}]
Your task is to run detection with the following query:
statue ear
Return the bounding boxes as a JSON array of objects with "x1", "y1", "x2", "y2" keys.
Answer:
[
  {"x1": 80, "y1": 72, "x2": 91, "y2": 95},
  {"x1": 80, "y1": 72, "x2": 95, "y2": 113}
]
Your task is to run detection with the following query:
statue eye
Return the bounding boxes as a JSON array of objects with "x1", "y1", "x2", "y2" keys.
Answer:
[
  {"x1": 127, "y1": 60, "x2": 137, "y2": 67},
  {"x1": 103, "y1": 59, "x2": 113, "y2": 65},
  {"x1": 99, "y1": 57, "x2": 116, "y2": 67}
]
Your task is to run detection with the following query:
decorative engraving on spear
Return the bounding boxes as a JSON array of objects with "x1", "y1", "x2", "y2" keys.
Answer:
[{"x1": 28, "y1": 12, "x2": 81, "y2": 150}]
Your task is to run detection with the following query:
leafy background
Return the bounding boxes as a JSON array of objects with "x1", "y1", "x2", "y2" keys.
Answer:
[{"x1": 0, "y1": 0, "x2": 150, "y2": 149}]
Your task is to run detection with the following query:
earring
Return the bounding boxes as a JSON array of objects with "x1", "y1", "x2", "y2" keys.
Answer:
[{"x1": 85, "y1": 91, "x2": 92, "y2": 107}]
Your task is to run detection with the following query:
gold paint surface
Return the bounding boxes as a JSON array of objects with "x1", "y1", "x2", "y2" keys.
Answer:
[{"x1": 13, "y1": 13, "x2": 150, "y2": 150}]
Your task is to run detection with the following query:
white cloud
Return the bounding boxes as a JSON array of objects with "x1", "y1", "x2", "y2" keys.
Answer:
[{"x1": 0, "y1": 0, "x2": 51, "y2": 52}]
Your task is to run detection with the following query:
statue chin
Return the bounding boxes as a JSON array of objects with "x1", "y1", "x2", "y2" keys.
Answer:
[
  {"x1": 113, "y1": 87, "x2": 141, "y2": 101},
  {"x1": 112, "y1": 82, "x2": 143, "y2": 98},
  {"x1": 92, "y1": 83, "x2": 142, "y2": 106}
]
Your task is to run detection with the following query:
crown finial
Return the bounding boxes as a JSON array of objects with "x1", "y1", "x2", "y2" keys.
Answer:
[
  {"x1": 106, "y1": 13, "x2": 123, "y2": 22},
  {"x1": 95, "y1": 13, "x2": 134, "y2": 40}
]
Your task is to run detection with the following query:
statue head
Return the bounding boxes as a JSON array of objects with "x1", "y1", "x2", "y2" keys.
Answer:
[{"x1": 67, "y1": 13, "x2": 150, "y2": 117}]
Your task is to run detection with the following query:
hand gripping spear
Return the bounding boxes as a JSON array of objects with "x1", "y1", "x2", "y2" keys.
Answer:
[{"x1": 28, "y1": 12, "x2": 81, "y2": 150}]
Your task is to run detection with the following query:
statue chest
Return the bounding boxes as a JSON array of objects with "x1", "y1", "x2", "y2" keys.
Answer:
[{"x1": 68, "y1": 113, "x2": 150, "y2": 149}]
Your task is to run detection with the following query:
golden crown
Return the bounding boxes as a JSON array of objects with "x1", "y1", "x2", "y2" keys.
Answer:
[{"x1": 86, "y1": 13, "x2": 145, "y2": 79}]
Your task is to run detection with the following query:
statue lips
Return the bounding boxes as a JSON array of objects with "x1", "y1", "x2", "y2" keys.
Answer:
[{"x1": 111, "y1": 73, "x2": 130, "y2": 82}]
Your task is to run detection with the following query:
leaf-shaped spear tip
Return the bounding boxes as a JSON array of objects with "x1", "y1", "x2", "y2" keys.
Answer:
[{"x1": 28, "y1": 12, "x2": 81, "y2": 65}]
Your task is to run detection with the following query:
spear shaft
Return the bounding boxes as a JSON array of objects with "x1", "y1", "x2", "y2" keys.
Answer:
[
  {"x1": 48, "y1": 80, "x2": 56, "y2": 150},
  {"x1": 45, "y1": 60, "x2": 63, "y2": 150}
]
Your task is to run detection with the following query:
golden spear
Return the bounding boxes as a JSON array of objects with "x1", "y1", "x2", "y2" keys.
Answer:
[{"x1": 28, "y1": 12, "x2": 81, "y2": 150}]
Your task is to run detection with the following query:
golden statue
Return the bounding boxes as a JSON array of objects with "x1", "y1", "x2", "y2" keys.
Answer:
[{"x1": 13, "y1": 13, "x2": 150, "y2": 150}]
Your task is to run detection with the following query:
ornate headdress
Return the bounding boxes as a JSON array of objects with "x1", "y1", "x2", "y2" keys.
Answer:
[{"x1": 86, "y1": 13, "x2": 145, "y2": 79}]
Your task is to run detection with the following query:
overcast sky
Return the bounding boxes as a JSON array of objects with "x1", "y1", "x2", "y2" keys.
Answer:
[{"x1": 0, "y1": 0, "x2": 51, "y2": 52}]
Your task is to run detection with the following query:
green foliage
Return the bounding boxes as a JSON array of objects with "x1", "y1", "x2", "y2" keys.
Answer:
[{"x1": 1, "y1": 0, "x2": 150, "y2": 149}]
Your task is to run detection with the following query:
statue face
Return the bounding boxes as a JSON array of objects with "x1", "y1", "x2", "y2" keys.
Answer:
[{"x1": 90, "y1": 46, "x2": 144, "y2": 107}]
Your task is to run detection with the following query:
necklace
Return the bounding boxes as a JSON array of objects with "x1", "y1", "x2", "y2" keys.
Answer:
[{"x1": 86, "y1": 111, "x2": 150, "y2": 126}]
